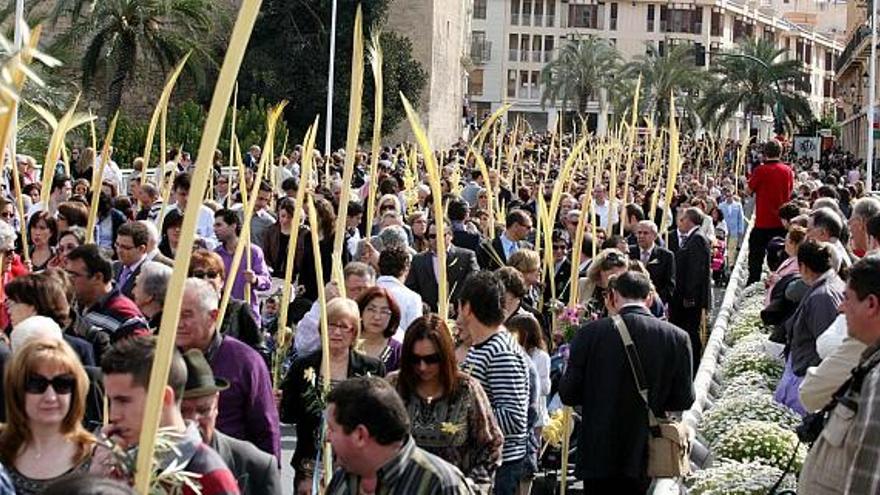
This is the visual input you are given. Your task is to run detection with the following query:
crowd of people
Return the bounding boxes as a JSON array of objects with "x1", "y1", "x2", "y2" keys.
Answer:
[{"x1": 0, "y1": 129, "x2": 871, "y2": 495}]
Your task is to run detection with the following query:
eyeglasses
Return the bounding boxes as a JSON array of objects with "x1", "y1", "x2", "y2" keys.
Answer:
[
  {"x1": 328, "y1": 322, "x2": 355, "y2": 334},
  {"x1": 25, "y1": 373, "x2": 76, "y2": 395},
  {"x1": 365, "y1": 305, "x2": 392, "y2": 317},
  {"x1": 191, "y1": 270, "x2": 219, "y2": 279},
  {"x1": 409, "y1": 353, "x2": 441, "y2": 365},
  {"x1": 115, "y1": 242, "x2": 136, "y2": 251}
]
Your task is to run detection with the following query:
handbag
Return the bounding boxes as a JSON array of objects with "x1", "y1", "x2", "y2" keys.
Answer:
[{"x1": 612, "y1": 314, "x2": 691, "y2": 478}]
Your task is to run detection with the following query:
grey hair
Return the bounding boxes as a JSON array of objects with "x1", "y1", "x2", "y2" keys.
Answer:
[
  {"x1": 138, "y1": 261, "x2": 172, "y2": 305},
  {"x1": 138, "y1": 220, "x2": 161, "y2": 245},
  {"x1": 853, "y1": 197, "x2": 880, "y2": 222},
  {"x1": 0, "y1": 220, "x2": 16, "y2": 251},
  {"x1": 377, "y1": 225, "x2": 409, "y2": 250},
  {"x1": 184, "y1": 277, "x2": 220, "y2": 312},
  {"x1": 343, "y1": 261, "x2": 376, "y2": 282},
  {"x1": 636, "y1": 219, "x2": 658, "y2": 234}
]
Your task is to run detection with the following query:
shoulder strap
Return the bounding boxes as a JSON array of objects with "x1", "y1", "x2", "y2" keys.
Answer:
[{"x1": 612, "y1": 314, "x2": 660, "y2": 429}]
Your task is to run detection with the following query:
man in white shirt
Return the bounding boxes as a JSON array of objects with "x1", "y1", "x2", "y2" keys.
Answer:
[
  {"x1": 171, "y1": 173, "x2": 216, "y2": 246},
  {"x1": 96, "y1": 147, "x2": 124, "y2": 193},
  {"x1": 590, "y1": 185, "x2": 618, "y2": 231},
  {"x1": 376, "y1": 247, "x2": 422, "y2": 340}
]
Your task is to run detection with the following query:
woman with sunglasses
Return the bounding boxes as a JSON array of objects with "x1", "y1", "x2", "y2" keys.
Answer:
[
  {"x1": 387, "y1": 315, "x2": 502, "y2": 493},
  {"x1": 0, "y1": 339, "x2": 94, "y2": 494},
  {"x1": 577, "y1": 248, "x2": 629, "y2": 319},
  {"x1": 357, "y1": 286, "x2": 403, "y2": 372},
  {"x1": 281, "y1": 298, "x2": 385, "y2": 494},
  {"x1": 48, "y1": 227, "x2": 86, "y2": 270}
]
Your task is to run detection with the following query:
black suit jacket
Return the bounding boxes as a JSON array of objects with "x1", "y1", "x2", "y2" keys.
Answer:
[
  {"x1": 112, "y1": 259, "x2": 145, "y2": 300},
  {"x1": 406, "y1": 246, "x2": 480, "y2": 312},
  {"x1": 452, "y1": 227, "x2": 482, "y2": 253},
  {"x1": 671, "y1": 230, "x2": 712, "y2": 310},
  {"x1": 212, "y1": 430, "x2": 282, "y2": 494},
  {"x1": 477, "y1": 236, "x2": 532, "y2": 271},
  {"x1": 629, "y1": 245, "x2": 676, "y2": 304},
  {"x1": 559, "y1": 306, "x2": 694, "y2": 479},
  {"x1": 665, "y1": 229, "x2": 681, "y2": 254},
  {"x1": 544, "y1": 258, "x2": 572, "y2": 303}
]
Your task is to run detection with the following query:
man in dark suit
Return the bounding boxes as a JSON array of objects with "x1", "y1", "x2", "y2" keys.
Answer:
[
  {"x1": 112, "y1": 221, "x2": 150, "y2": 300},
  {"x1": 478, "y1": 209, "x2": 533, "y2": 271},
  {"x1": 669, "y1": 207, "x2": 712, "y2": 370},
  {"x1": 181, "y1": 349, "x2": 282, "y2": 494},
  {"x1": 559, "y1": 271, "x2": 694, "y2": 492},
  {"x1": 545, "y1": 229, "x2": 573, "y2": 303},
  {"x1": 448, "y1": 197, "x2": 482, "y2": 253},
  {"x1": 630, "y1": 220, "x2": 676, "y2": 304},
  {"x1": 406, "y1": 220, "x2": 480, "y2": 313}
]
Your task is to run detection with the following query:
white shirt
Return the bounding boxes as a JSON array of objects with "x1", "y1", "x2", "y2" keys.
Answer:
[
  {"x1": 294, "y1": 300, "x2": 321, "y2": 356},
  {"x1": 377, "y1": 275, "x2": 423, "y2": 340},
  {"x1": 169, "y1": 204, "x2": 216, "y2": 246}
]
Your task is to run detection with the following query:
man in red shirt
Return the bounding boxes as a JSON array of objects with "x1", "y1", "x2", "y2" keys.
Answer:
[{"x1": 746, "y1": 140, "x2": 794, "y2": 284}]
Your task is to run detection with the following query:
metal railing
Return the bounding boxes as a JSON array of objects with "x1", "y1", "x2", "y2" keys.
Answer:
[
  {"x1": 470, "y1": 40, "x2": 492, "y2": 64},
  {"x1": 836, "y1": 24, "x2": 871, "y2": 73},
  {"x1": 509, "y1": 48, "x2": 519, "y2": 62}
]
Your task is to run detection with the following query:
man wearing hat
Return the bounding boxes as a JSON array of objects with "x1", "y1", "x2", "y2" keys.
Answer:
[{"x1": 181, "y1": 349, "x2": 281, "y2": 495}]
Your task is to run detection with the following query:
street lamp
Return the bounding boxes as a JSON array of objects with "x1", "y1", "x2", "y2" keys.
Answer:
[{"x1": 709, "y1": 51, "x2": 785, "y2": 136}]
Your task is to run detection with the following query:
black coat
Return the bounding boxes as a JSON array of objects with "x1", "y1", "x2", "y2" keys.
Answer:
[
  {"x1": 671, "y1": 230, "x2": 712, "y2": 311},
  {"x1": 405, "y1": 246, "x2": 480, "y2": 313},
  {"x1": 477, "y1": 236, "x2": 532, "y2": 272},
  {"x1": 452, "y1": 227, "x2": 482, "y2": 253},
  {"x1": 629, "y1": 245, "x2": 676, "y2": 304},
  {"x1": 280, "y1": 350, "x2": 385, "y2": 474},
  {"x1": 559, "y1": 306, "x2": 694, "y2": 480}
]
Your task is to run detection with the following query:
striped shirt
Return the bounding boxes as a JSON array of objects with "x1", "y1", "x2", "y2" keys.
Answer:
[
  {"x1": 845, "y1": 346, "x2": 880, "y2": 493},
  {"x1": 463, "y1": 331, "x2": 530, "y2": 463},
  {"x1": 326, "y1": 436, "x2": 474, "y2": 494}
]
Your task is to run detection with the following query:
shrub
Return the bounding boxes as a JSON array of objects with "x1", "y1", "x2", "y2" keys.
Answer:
[
  {"x1": 700, "y1": 393, "x2": 800, "y2": 444},
  {"x1": 713, "y1": 420, "x2": 807, "y2": 471}
]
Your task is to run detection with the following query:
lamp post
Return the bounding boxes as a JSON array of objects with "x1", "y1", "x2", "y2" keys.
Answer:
[
  {"x1": 710, "y1": 51, "x2": 785, "y2": 138},
  {"x1": 324, "y1": 0, "x2": 338, "y2": 156}
]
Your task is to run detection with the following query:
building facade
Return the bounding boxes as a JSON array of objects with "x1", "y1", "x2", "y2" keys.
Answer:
[
  {"x1": 387, "y1": 0, "x2": 472, "y2": 147},
  {"x1": 835, "y1": 2, "x2": 876, "y2": 162},
  {"x1": 468, "y1": 0, "x2": 843, "y2": 139}
]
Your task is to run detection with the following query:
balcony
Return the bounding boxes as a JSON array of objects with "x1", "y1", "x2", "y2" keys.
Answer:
[
  {"x1": 470, "y1": 40, "x2": 492, "y2": 64},
  {"x1": 509, "y1": 48, "x2": 519, "y2": 62},
  {"x1": 835, "y1": 24, "x2": 871, "y2": 73},
  {"x1": 534, "y1": 14, "x2": 544, "y2": 27},
  {"x1": 511, "y1": 13, "x2": 519, "y2": 25},
  {"x1": 532, "y1": 50, "x2": 543, "y2": 62},
  {"x1": 546, "y1": 15, "x2": 555, "y2": 27}
]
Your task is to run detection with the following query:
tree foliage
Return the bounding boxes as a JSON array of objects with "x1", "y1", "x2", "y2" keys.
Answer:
[
  {"x1": 540, "y1": 35, "x2": 621, "y2": 117},
  {"x1": 238, "y1": 0, "x2": 426, "y2": 149},
  {"x1": 699, "y1": 38, "x2": 813, "y2": 134}
]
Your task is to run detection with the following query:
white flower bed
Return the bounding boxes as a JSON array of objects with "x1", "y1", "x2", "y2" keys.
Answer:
[{"x1": 688, "y1": 461, "x2": 797, "y2": 495}]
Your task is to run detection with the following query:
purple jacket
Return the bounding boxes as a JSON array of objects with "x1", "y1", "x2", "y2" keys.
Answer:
[
  {"x1": 216, "y1": 243, "x2": 272, "y2": 324},
  {"x1": 208, "y1": 334, "x2": 281, "y2": 462}
]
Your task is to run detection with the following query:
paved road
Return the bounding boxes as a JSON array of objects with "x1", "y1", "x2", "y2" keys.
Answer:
[{"x1": 281, "y1": 424, "x2": 295, "y2": 491}]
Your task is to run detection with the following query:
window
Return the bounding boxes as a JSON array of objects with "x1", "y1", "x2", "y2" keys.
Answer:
[
  {"x1": 511, "y1": 0, "x2": 520, "y2": 25},
  {"x1": 610, "y1": 3, "x2": 618, "y2": 30},
  {"x1": 470, "y1": 31, "x2": 491, "y2": 63},
  {"x1": 658, "y1": 40, "x2": 666, "y2": 57},
  {"x1": 534, "y1": 0, "x2": 544, "y2": 27},
  {"x1": 825, "y1": 51, "x2": 834, "y2": 71},
  {"x1": 522, "y1": 0, "x2": 532, "y2": 26},
  {"x1": 546, "y1": 0, "x2": 555, "y2": 27},
  {"x1": 823, "y1": 78, "x2": 833, "y2": 98},
  {"x1": 660, "y1": 6, "x2": 703, "y2": 34},
  {"x1": 647, "y1": 5, "x2": 655, "y2": 32},
  {"x1": 474, "y1": 0, "x2": 487, "y2": 19},
  {"x1": 805, "y1": 43, "x2": 812, "y2": 65},
  {"x1": 507, "y1": 70, "x2": 517, "y2": 97},
  {"x1": 531, "y1": 71, "x2": 541, "y2": 99},
  {"x1": 532, "y1": 35, "x2": 542, "y2": 62},
  {"x1": 544, "y1": 35, "x2": 555, "y2": 62},
  {"x1": 570, "y1": 4, "x2": 600, "y2": 29},
  {"x1": 711, "y1": 11, "x2": 723, "y2": 36},
  {"x1": 469, "y1": 69, "x2": 485, "y2": 96},
  {"x1": 509, "y1": 34, "x2": 519, "y2": 61},
  {"x1": 520, "y1": 35, "x2": 530, "y2": 62},
  {"x1": 764, "y1": 28, "x2": 774, "y2": 44},
  {"x1": 520, "y1": 70, "x2": 530, "y2": 96}
]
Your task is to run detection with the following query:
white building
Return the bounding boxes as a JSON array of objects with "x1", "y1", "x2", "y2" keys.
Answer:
[{"x1": 468, "y1": 0, "x2": 843, "y2": 139}]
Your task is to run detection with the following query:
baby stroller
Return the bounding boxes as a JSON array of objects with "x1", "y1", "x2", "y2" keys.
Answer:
[{"x1": 712, "y1": 227, "x2": 729, "y2": 285}]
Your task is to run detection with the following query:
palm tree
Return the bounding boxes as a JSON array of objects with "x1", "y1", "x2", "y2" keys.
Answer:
[
  {"x1": 540, "y1": 35, "x2": 621, "y2": 136},
  {"x1": 54, "y1": 0, "x2": 216, "y2": 121},
  {"x1": 699, "y1": 37, "x2": 813, "y2": 135},
  {"x1": 621, "y1": 43, "x2": 704, "y2": 129}
]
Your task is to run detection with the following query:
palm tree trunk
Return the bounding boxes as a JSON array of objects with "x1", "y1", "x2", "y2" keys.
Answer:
[
  {"x1": 105, "y1": 36, "x2": 137, "y2": 128},
  {"x1": 597, "y1": 88, "x2": 609, "y2": 137}
]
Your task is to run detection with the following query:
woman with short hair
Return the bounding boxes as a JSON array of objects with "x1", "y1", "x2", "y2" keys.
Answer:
[
  {"x1": 281, "y1": 298, "x2": 385, "y2": 494},
  {"x1": 357, "y1": 286, "x2": 402, "y2": 371}
]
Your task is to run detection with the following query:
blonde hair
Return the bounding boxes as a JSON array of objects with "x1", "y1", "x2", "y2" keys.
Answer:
[
  {"x1": 0, "y1": 339, "x2": 94, "y2": 466},
  {"x1": 327, "y1": 298, "x2": 361, "y2": 346},
  {"x1": 508, "y1": 249, "x2": 541, "y2": 273}
]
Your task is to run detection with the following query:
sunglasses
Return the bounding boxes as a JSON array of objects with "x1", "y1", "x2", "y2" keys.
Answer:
[
  {"x1": 191, "y1": 270, "x2": 219, "y2": 279},
  {"x1": 409, "y1": 353, "x2": 441, "y2": 365},
  {"x1": 25, "y1": 373, "x2": 76, "y2": 395}
]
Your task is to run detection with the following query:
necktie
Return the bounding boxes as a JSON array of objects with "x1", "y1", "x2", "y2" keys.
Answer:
[
  {"x1": 641, "y1": 250, "x2": 650, "y2": 264},
  {"x1": 119, "y1": 265, "x2": 131, "y2": 288}
]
